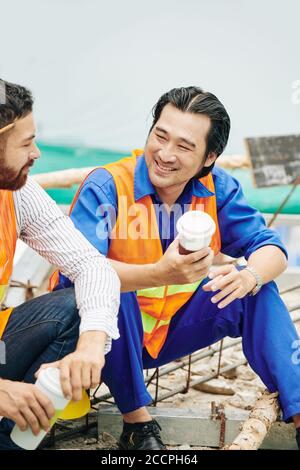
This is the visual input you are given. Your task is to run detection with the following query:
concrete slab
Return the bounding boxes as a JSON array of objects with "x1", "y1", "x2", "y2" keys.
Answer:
[{"x1": 98, "y1": 405, "x2": 298, "y2": 450}]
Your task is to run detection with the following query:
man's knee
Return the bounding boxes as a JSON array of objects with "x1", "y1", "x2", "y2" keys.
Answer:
[{"x1": 48, "y1": 287, "x2": 79, "y2": 325}]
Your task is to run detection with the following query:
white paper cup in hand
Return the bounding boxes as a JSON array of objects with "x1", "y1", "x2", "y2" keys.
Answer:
[
  {"x1": 11, "y1": 367, "x2": 70, "y2": 450},
  {"x1": 176, "y1": 210, "x2": 216, "y2": 254}
]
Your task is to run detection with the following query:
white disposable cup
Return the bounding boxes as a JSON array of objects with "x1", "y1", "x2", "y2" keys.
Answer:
[
  {"x1": 11, "y1": 367, "x2": 70, "y2": 450},
  {"x1": 176, "y1": 210, "x2": 216, "y2": 254}
]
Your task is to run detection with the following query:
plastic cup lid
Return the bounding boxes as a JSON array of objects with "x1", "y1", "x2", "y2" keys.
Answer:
[
  {"x1": 37, "y1": 367, "x2": 64, "y2": 397},
  {"x1": 176, "y1": 210, "x2": 216, "y2": 238}
]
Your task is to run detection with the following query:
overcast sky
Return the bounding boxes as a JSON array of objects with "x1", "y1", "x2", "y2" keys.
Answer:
[{"x1": 0, "y1": 0, "x2": 299, "y2": 153}]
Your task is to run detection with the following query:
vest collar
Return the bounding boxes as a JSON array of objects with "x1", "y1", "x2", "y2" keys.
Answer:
[{"x1": 134, "y1": 154, "x2": 215, "y2": 202}]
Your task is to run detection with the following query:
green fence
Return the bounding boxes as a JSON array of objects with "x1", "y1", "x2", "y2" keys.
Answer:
[{"x1": 32, "y1": 143, "x2": 300, "y2": 214}]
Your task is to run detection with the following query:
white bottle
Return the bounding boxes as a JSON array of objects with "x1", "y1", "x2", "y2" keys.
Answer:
[{"x1": 11, "y1": 367, "x2": 70, "y2": 450}]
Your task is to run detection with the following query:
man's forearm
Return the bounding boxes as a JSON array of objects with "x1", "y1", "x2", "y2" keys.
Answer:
[
  {"x1": 109, "y1": 259, "x2": 159, "y2": 292},
  {"x1": 247, "y1": 245, "x2": 288, "y2": 284},
  {"x1": 109, "y1": 245, "x2": 287, "y2": 293}
]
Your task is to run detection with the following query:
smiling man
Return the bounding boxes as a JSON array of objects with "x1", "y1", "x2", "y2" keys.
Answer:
[
  {"x1": 0, "y1": 80, "x2": 120, "y2": 450},
  {"x1": 55, "y1": 86, "x2": 300, "y2": 450}
]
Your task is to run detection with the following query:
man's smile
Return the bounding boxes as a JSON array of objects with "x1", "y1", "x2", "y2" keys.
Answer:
[{"x1": 154, "y1": 159, "x2": 177, "y2": 176}]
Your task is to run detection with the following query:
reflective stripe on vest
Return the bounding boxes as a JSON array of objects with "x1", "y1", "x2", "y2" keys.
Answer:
[{"x1": 0, "y1": 284, "x2": 8, "y2": 305}]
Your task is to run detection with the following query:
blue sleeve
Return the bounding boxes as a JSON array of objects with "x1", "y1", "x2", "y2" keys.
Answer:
[
  {"x1": 55, "y1": 168, "x2": 118, "y2": 289},
  {"x1": 214, "y1": 168, "x2": 288, "y2": 260},
  {"x1": 70, "y1": 170, "x2": 118, "y2": 256}
]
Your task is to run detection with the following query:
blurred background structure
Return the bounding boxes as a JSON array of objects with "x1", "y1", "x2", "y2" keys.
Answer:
[{"x1": 0, "y1": 0, "x2": 299, "y2": 152}]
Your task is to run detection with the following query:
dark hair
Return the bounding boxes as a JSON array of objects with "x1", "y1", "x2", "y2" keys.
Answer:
[
  {"x1": 0, "y1": 80, "x2": 33, "y2": 153},
  {"x1": 0, "y1": 79, "x2": 33, "y2": 127},
  {"x1": 150, "y1": 86, "x2": 231, "y2": 177}
]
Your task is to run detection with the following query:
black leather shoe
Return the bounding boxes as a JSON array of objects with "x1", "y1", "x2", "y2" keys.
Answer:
[{"x1": 118, "y1": 420, "x2": 166, "y2": 450}]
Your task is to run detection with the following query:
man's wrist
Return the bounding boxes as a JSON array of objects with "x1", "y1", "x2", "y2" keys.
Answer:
[
  {"x1": 77, "y1": 330, "x2": 107, "y2": 353},
  {"x1": 151, "y1": 263, "x2": 162, "y2": 287},
  {"x1": 242, "y1": 265, "x2": 263, "y2": 295},
  {"x1": 240, "y1": 267, "x2": 257, "y2": 292}
]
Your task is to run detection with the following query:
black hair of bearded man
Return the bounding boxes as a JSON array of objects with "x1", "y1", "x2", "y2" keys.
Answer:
[{"x1": 0, "y1": 79, "x2": 33, "y2": 155}]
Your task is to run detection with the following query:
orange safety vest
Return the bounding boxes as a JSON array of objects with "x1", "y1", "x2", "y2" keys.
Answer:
[
  {"x1": 0, "y1": 190, "x2": 17, "y2": 339},
  {"x1": 50, "y1": 149, "x2": 221, "y2": 359}
]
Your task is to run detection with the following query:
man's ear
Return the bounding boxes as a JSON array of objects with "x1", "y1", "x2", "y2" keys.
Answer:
[{"x1": 203, "y1": 151, "x2": 218, "y2": 167}]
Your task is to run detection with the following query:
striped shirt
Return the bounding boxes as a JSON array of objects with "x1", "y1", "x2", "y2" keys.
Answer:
[{"x1": 12, "y1": 177, "x2": 120, "y2": 354}]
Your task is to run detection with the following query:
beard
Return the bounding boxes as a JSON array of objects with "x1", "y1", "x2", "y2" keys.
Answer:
[{"x1": 0, "y1": 160, "x2": 33, "y2": 191}]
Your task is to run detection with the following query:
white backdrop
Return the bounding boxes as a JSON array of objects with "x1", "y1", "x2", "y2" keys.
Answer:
[{"x1": 0, "y1": 0, "x2": 299, "y2": 153}]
